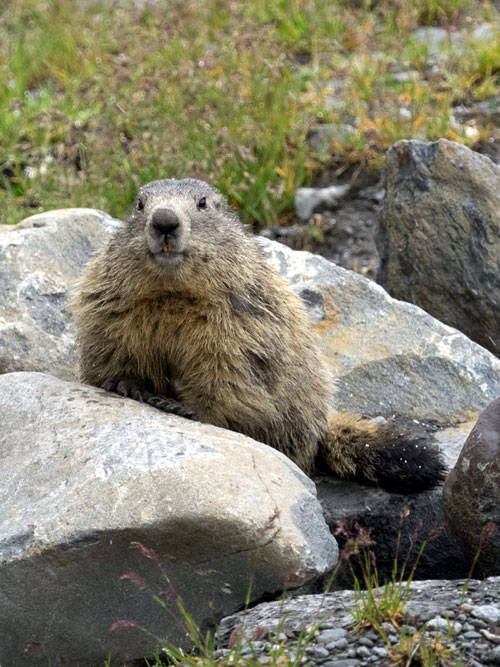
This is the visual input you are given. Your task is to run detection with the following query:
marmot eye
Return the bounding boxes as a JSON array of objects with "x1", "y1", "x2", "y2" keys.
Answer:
[
  {"x1": 137, "y1": 197, "x2": 145, "y2": 211},
  {"x1": 197, "y1": 197, "x2": 207, "y2": 211}
]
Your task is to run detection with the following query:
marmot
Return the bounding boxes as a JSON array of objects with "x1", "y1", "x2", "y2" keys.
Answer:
[{"x1": 73, "y1": 178, "x2": 445, "y2": 492}]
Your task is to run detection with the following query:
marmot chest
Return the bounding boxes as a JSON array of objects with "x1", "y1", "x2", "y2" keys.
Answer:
[{"x1": 122, "y1": 294, "x2": 227, "y2": 373}]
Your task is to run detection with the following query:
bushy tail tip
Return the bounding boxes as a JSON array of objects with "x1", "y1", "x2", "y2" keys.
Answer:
[{"x1": 319, "y1": 413, "x2": 446, "y2": 493}]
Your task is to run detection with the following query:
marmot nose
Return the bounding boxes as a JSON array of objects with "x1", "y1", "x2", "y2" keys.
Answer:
[{"x1": 152, "y1": 208, "x2": 180, "y2": 237}]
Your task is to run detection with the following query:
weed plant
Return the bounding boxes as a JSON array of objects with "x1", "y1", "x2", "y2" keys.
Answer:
[{"x1": 333, "y1": 514, "x2": 497, "y2": 667}]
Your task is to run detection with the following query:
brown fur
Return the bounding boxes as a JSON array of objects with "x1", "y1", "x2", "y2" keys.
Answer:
[{"x1": 73, "y1": 178, "x2": 445, "y2": 492}]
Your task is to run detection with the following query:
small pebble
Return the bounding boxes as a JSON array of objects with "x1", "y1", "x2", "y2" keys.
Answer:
[
  {"x1": 246, "y1": 641, "x2": 265, "y2": 653},
  {"x1": 356, "y1": 646, "x2": 371, "y2": 659},
  {"x1": 335, "y1": 638, "x2": 349, "y2": 650},
  {"x1": 358, "y1": 636, "x2": 374, "y2": 647},
  {"x1": 381, "y1": 622, "x2": 395, "y2": 634},
  {"x1": 472, "y1": 605, "x2": 500, "y2": 624},
  {"x1": 314, "y1": 646, "x2": 330, "y2": 660},
  {"x1": 392, "y1": 70, "x2": 419, "y2": 83},
  {"x1": 401, "y1": 625, "x2": 417, "y2": 635},
  {"x1": 427, "y1": 615, "x2": 449, "y2": 633},
  {"x1": 214, "y1": 648, "x2": 228, "y2": 658},
  {"x1": 319, "y1": 629, "x2": 347, "y2": 642}
]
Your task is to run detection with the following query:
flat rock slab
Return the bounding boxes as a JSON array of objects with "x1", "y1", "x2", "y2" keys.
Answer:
[
  {"x1": 219, "y1": 576, "x2": 500, "y2": 642},
  {"x1": 260, "y1": 237, "x2": 500, "y2": 421},
  {"x1": 0, "y1": 372, "x2": 337, "y2": 666},
  {"x1": 218, "y1": 576, "x2": 500, "y2": 666},
  {"x1": 0, "y1": 209, "x2": 120, "y2": 379}
]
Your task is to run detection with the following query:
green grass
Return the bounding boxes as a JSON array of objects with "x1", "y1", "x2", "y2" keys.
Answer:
[{"x1": 1, "y1": 0, "x2": 499, "y2": 227}]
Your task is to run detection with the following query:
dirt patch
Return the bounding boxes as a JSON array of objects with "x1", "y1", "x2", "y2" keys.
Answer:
[{"x1": 261, "y1": 185, "x2": 383, "y2": 280}]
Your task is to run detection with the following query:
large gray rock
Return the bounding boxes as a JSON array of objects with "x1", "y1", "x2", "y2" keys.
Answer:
[
  {"x1": 0, "y1": 372, "x2": 337, "y2": 667},
  {"x1": 260, "y1": 236, "x2": 500, "y2": 421},
  {"x1": 443, "y1": 399, "x2": 500, "y2": 577},
  {"x1": 378, "y1": 139, "x2": 500, "y2": 357},
  {"x1": 0, "y1": 209, "x2": 121, "y2": 379}
]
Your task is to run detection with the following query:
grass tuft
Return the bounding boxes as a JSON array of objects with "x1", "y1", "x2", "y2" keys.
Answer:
[{"x1": 1, "y1": 0, "x2": 499, "y2": 226}]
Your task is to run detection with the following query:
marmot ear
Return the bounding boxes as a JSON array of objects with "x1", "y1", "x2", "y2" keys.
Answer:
[{"x1": 212, "y1": 191, "x2": 227, "y2": 210}]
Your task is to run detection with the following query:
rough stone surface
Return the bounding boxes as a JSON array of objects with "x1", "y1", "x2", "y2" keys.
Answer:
[
  {"x1": 378, "y1": 139, "x2": 500, "y2": 357},
  {"x1": 260, "y1": 236, "x2": 500, "y2": 420},
  {"x1": 0, "y1": 208, "x2": 121, "y2": 379},
  {"x1": 443, "y1": 399, "x2": 500, "y2": 577},
  {"x1": 0, "y1": 372, "x2": 337, "y2": 667}
]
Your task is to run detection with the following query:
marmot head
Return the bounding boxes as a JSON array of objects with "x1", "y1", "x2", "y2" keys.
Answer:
[{"x1": 125, "y1": 178, "x2": 244, "y2": 272}]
